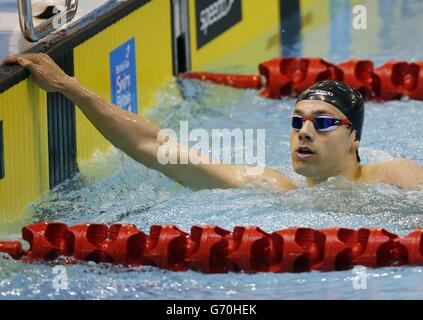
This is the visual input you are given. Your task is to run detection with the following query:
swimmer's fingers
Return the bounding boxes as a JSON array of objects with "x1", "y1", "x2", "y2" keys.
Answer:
[
  {"x1": 1, "y1": 55, "x2": 18, "y2": 66},
  {"x1": 2, "y1": 53, "x2": 69, "y2": 93},
  {"x1": 2, "y1": 53, "x2": 51, "y2": 67},
  {"x1": 2, "y1": 54, "x2": 38, "y2": 73},
  {"x1": 17, "y1": 57, "x2": 38, "y2": 74}
]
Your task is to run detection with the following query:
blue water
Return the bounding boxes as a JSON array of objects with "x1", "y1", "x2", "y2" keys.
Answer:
[{"x1": 2, "y1": 0, "x2": 423, "y2": 300}]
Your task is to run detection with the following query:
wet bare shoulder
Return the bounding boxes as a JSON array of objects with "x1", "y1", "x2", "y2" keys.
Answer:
[
  {"x1": 360, "y1": 158, "x2": 423, "y2": 188},
  {"x1": 358, "y1": 162, "x2": 386, "y2": 182}
]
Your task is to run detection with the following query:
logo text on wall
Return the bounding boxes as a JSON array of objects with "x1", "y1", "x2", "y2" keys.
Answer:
[
  {"x1": 110, "y1": 37, "x2": 138, "y2": 114},
  {"x1": 196, "y1": 0, "x2": 242, "y2": 49}
]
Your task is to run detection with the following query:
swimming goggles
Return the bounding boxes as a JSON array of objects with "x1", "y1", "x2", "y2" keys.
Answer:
[{"x1": 292, "y1": 116, "x2": 353, "y2": 132}]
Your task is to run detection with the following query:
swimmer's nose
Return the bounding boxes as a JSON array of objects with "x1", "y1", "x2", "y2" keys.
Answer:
[{"x1": 298, "y1": 119, "x2": 315, "y2": 142}]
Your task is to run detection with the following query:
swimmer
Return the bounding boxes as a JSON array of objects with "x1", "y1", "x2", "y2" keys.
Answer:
[{"x1": 3, "y1": 53, "x2": 423, "y2": 190}]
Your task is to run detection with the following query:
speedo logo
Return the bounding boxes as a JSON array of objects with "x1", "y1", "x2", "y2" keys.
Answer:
[
  {"x1": 200, "y1": 0, "x2": 235, "y2": 35},
  {"x1": 312, "y1": 89, "x2": 334, "y2": 96}
]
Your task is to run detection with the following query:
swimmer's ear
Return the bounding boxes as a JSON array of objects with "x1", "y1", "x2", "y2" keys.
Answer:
[
  {"x1": 348, "y1": 128, "x2": 357, "y2": 140},
  {"x1": 353, "y1": 140, "x2": 360, "y2": 149},
  {"x1": 349, "y1": 130, "x2": 360, "y2": 150},
  {"x1": 351, "y1": 139, "x2": 360, "y2": 154}
]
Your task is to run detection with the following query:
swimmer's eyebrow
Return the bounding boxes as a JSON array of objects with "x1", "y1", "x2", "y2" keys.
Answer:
[{"x1": 293, "y1": 109, "x2": 335, "y2": 116}]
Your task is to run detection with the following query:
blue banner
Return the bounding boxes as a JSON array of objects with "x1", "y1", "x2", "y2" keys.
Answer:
[{"x1": 110, "y1": 37, "x2": 138, "y2": 114}]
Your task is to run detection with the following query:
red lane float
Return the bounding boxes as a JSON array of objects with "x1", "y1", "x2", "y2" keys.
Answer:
[
  {"x1": 179, "y1": 72, "x2": 263, "y2": 90},
  {"x1": 178, "y1": 57, "x2": 423, "y2": 101},
  {"x1": 1, "y1": 222, "x2": 422, "y2": 273}
]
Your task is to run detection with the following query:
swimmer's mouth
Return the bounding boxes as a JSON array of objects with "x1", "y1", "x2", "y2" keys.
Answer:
[{"x1": 296, "y1": 146, "x2": 316, "y2": 155}]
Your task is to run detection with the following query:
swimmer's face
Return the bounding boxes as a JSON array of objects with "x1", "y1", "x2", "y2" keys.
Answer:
[{"x1": 290, "y1": 100, "x2": 359, "y2": 180}]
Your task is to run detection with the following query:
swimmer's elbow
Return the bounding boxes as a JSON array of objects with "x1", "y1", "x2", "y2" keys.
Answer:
[{"x1": 253, "y1": 167, "x2": 297, "y2": 191}]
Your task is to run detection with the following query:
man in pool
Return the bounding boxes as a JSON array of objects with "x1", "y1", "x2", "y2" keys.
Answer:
[{"x1": 3, "y1": 53, "x2": 423, "y2": 190}]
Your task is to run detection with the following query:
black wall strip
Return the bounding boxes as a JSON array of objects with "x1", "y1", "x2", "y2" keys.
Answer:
[
  {"x1": 171, "y1": 0, "x2": 191, "y2": 74},
  {"x1": 0, "y1": 121, "x2": 4, "y2": 180},
  {"x1": 280, "y1": 0, "x2": 302, "y2": 57},
  {"x1": 47, "y1": 52, "x2": 78, "y2": 189}
]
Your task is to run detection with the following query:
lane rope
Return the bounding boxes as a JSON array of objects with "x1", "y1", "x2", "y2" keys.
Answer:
[
  {"x1": 179, "y1": 57, "x2": 423, "y2": 101},
  {"x1": 1, "y1": 222, "x2": 421, "y2": 273}
]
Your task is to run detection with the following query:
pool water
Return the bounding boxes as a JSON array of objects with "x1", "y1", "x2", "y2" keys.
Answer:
[{"x1": 2, "y1": 0, "x2": 423, "y2": 300}]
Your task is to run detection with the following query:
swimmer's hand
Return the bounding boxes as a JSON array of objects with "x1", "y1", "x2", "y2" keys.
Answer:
[{"x1": 1, "y1": 53, "x2": 72, "y2": 93}]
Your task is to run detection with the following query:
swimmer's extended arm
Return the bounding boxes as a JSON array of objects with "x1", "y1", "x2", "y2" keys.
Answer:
[{"x1": 2, "y1": 53, "x2": 297, "y2": 191}]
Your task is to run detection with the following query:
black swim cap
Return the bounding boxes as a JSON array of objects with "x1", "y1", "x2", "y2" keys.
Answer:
[{"x1": 296, "y1": 80, "x2": 365, "y2": 162}]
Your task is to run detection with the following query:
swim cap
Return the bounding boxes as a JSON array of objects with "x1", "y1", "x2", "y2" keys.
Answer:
[{"x1": 296, "y1": 80, "x2": 365, "y2": 162}]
